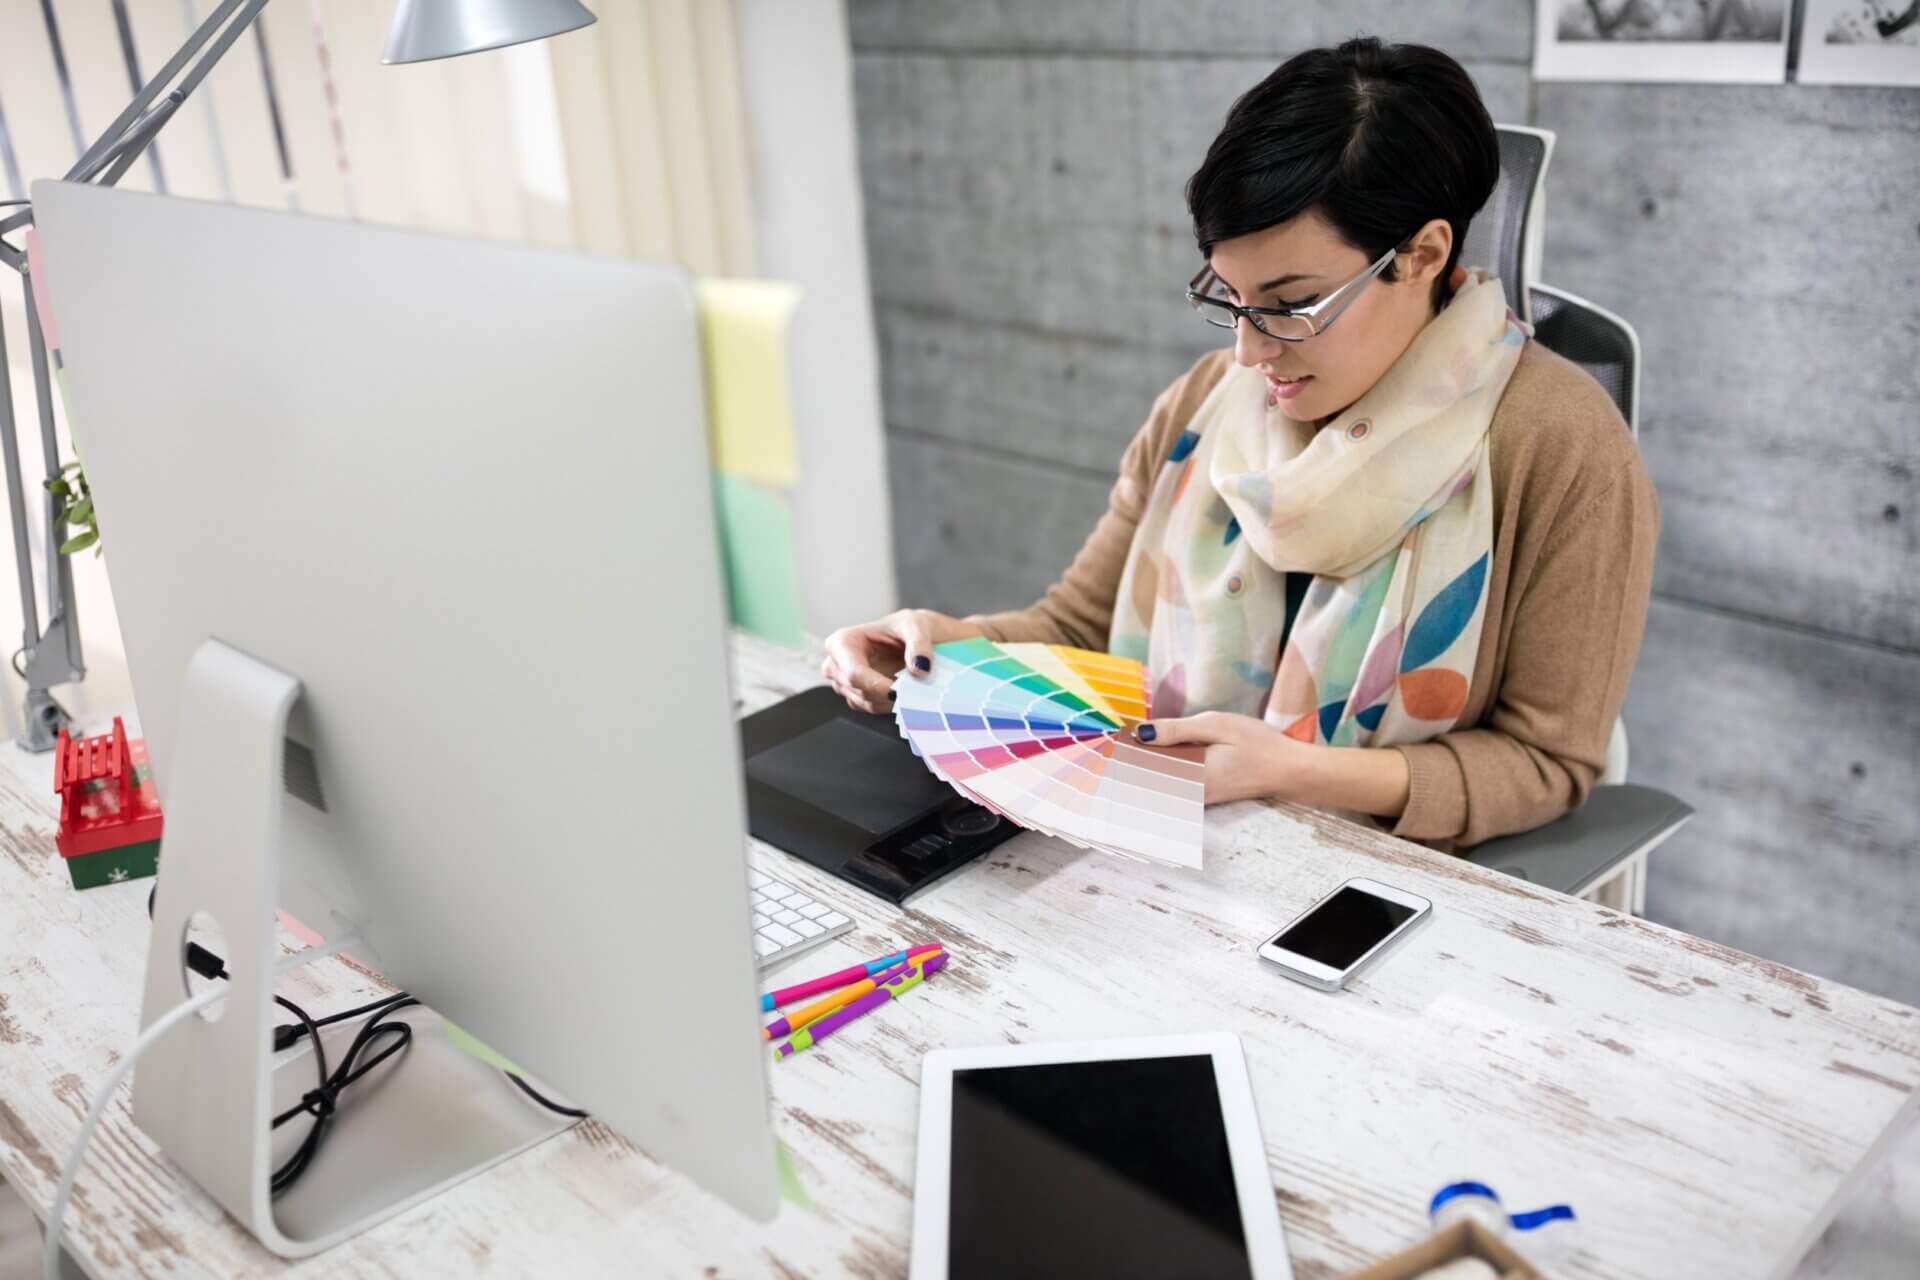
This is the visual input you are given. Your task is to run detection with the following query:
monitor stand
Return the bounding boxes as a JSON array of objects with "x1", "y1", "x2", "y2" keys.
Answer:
[{"x1": 132, "y1": 639, "x2": 575, "y2": 1256}]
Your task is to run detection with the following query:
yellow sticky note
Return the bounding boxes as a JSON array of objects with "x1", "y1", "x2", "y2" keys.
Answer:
[{"x1": 696, "y1": 278, "x2": 801, "y2": 488}]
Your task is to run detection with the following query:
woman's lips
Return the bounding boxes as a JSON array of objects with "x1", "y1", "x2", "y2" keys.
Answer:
[{"x1": 1266, "y1": 373, "x2": 1313, "y2": 401}]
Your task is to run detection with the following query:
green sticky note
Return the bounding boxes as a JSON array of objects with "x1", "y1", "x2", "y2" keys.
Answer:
[
  {"x1": 775, "y1": 1139, "x2": 814, "y2": 1212},
  {"x1": 442, "y1": 1019, "x2": 526, "y2": 1077},
  {"x1": 713, "y1": 472, "x2": 806, "y2": 648}
]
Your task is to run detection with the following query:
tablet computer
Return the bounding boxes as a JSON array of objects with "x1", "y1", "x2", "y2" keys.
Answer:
[{"x1": 910, "y1": 1034, "x2": 1292, "y2": 1280}]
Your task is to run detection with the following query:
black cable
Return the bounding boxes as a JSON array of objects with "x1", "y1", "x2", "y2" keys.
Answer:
[
  {"x1": 147, "y1": 886, "x2": 424, "y2": 1191},
  {"x1": 269, "y1": 995, "x2": 419, "y2": 1194},
  {"x1": 270, "y1": 993, "x2": 411, "y2": 1052},
  {"x1": 506, "y1": 1072, "x2": 588, "y2": 1118},
  {"x1": 142, "y1": 888, "x2": 588, "y2": 1179}
]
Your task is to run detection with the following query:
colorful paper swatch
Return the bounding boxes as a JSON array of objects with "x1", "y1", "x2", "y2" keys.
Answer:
[{"x1": 892, "y1": 638, "x2": 1206, "y2": 869}]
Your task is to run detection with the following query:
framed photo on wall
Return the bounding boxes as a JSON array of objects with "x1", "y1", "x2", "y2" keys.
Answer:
[
  {"x1": 1534, "y1": 0, "x2": 1791, "y2": 82},
  {"x1": 1797, "y1": 0, "x2": 1920, "y2": 84}
]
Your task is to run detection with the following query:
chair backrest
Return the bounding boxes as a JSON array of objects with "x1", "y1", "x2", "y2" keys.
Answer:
[
  {"x1": 1459, "y1": 125, "x2": 1554, "y2": 323},
  {"x1": 1467, "y1": 131, "x2": 1643, "y2": 795},
  {"x1": 1528, "y1": 286, "x2": 1642, "y2": 789},
  {"x1": 1526, "y1": 283, "x2": 1642, "y2": 439}
]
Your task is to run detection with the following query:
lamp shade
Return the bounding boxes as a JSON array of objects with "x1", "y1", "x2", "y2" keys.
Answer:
[{"x1": 383, "y1": 0, "x2": 596, "y2": 65}]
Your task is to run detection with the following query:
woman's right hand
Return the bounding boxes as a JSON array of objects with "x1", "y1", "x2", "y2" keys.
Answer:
[{"x1": 822, "y1": 609, "x2": 983, "y2": 715}]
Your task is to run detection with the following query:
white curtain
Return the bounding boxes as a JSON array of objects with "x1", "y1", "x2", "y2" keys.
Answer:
[{"x1": 0, "y1": 0, "x2": 769, "y2": 728}]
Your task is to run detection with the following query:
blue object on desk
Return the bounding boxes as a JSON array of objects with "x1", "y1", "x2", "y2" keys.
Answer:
[{"x1": 1430, "y1": 1181, "x2": 1575, "y2": 1231}]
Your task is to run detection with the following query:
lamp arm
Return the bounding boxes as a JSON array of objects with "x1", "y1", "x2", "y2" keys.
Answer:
[
  {"x1": 92, "y1": 96, "x2": 187, "y2": 191},
  {"x1": 65, "y1": 0, "x2": 271, "y2": 188},
  {"x1": 0, "y1": 0, "x2": 273, "y2": 748},
  {"x1": 0, "y1": 307, "x2": 43, "y2": 659}
]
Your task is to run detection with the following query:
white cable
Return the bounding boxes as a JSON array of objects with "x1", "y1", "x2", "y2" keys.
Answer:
[
  {"x1": 43, "y1": 983, "x2": 226, "y2": 1280},
  {"x1": 41, "y1": 928, "x2": 363, "y2": 1279}
]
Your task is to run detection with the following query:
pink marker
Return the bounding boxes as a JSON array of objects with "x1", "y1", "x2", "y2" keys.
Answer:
[{"x1": 774, "y1": 953, "x2": 946, "y2": 1060}]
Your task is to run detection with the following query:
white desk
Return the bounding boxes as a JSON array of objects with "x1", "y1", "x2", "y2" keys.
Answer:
[{"x1": 1, "y1": 633, "x2": 1916, "y2": 1278}]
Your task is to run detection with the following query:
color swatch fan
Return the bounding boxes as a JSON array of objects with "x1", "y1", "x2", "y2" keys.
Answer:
[{"x1": 892, "y1": 638, "x2": 1206, "y2": 869}]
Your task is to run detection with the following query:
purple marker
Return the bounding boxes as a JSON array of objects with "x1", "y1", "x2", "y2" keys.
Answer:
[{"x1": 774, "y1": 952, "x2": 947, "y2": 1060}]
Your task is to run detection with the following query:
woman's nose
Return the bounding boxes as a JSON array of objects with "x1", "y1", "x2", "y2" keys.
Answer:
[{"x1": 1233, "y1": 315, "x2": 1281, "y2": 367}]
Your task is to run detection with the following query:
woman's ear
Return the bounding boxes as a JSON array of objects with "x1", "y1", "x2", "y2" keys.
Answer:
[{"x1": 1399, "y1": 217, "x2": 1454, "y2": 288}]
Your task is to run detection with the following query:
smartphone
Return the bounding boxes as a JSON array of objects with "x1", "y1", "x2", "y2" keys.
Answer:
[{"x1": 1257, "y1": 877, "x2": 1432, "y2": 991}]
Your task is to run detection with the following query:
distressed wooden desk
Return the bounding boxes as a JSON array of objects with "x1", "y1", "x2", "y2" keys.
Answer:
[{"x1": 1, "y1": 633, "x2": 1916, "y2": 1279}]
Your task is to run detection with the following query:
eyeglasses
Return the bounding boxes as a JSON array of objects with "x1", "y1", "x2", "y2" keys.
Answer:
[{"x1": 1186, "y1": 245, "x2": 1399, "y2": 342}]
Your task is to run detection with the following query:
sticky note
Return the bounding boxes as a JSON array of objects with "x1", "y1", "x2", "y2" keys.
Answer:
[
  {"x1": 24, "y1": 229, "x2": 62, "y2": 355},
  {"x1": 776, "y1": 1140, "x2": 814, "y2": 1211},
  {"x1": 696, "y1": 278, "x2": 800, "y2": 487},
  {"x1": 442, "y1": 1019, "x2": 527, "y2": 1078},
  {"x1": 275, "y1": 910, "x2": 326, "y2": 949},
  {"x1": 712, "y1": 472, "x2": 806, "y2": 648}
]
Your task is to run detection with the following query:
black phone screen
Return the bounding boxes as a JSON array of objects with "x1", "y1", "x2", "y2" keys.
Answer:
[{"x1": 1270, "y1": 885, "x2": 1417, "y2": 970}]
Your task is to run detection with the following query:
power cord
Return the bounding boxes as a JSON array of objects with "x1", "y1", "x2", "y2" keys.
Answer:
[
  {"x1": 147, "y1": 886, "x2": 424, "y2": 1196},
  {"x1": 178, "y1": 892, "x2": 592, "y2": 1152},
  {"x1": 44, "y1": 982, "x2": 225, "y2": 1280},
  {"x1": 266, "y1": 989, "x2": 420, "y2": 1194},
  {"x1": 506, "y1": 1071, "x2": 588, "y2": 1119},
  {"x1": 45, "y1": 896, "x2": 592, "y2": 1279}
]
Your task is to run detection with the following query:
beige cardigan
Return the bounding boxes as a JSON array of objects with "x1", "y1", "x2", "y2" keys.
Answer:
[{"x1": 969, "y1": 342, "x2": 1659, "y2": 849}]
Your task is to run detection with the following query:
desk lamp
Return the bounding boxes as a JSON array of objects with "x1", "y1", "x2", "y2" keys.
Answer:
[{"x1": 0, "y1": 0, "x2": 596, "y2": 750}]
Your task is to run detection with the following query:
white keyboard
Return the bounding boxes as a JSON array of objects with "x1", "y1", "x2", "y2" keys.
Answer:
[{"x1": 749, "y1": 867, "x2": 855, "y2": 968}]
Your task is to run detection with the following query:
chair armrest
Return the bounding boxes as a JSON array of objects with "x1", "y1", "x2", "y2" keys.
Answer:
[{"x1": 1460, "y1": 784, "x2": 1695, "y2": 897}]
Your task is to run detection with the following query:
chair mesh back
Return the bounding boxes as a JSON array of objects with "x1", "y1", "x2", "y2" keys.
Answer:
[
  {"x1": 1529, "y1": 287, "x2": 1637, "y2": 433},
  {"x1": 1459, "y1": 128, "x2": 1547, "y2": 319}
]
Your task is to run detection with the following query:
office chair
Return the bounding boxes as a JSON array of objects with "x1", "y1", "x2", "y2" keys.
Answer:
[
  {"x1": 1452, "y1": 126, "x2": 1694, "y2": 914},
  {"x1": 1459, "y1": 125, "x2": 1554, "y2": 325}
]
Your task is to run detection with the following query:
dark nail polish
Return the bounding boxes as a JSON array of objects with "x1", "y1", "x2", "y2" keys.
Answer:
[
  {"x1": 914, "y1": 655, "x2": 931, "y2": 673},
  {"x1": 1137, "y1": 723, "x2": 1157, "y2": 743},
  {"x1": 888, "y1": 689, "x2": 897, "y2": 701}
]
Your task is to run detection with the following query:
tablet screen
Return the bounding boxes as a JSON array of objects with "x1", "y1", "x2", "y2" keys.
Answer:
[
  {"x1": 948, "y1": 1055, "x2": 1252, "y2": 1279},
  {"x1": 745, "y1": 717, "x2": 951, "y2": 836}
]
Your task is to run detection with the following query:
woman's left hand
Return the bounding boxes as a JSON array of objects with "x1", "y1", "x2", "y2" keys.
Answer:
[{"x1": 1137, "y1": 711, "x2": 1308, "y2": 805}]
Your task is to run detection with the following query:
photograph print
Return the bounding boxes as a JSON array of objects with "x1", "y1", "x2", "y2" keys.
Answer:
[
  {"x1": 1797, "y1": 0, "x2": 1920, "y2": 84},
  {"x1": 1534, "y1": 0, "x2": 1791, "y2": 82}
]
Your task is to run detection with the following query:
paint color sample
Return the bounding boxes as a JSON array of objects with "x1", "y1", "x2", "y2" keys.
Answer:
[{"x1": 893, "y1": 641, "x2": 1205, "y2": 868}]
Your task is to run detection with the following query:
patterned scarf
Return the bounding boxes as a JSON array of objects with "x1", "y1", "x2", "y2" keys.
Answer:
[{"x1": 1109, "y1": 271, "x2": 1529, "y2": 749}]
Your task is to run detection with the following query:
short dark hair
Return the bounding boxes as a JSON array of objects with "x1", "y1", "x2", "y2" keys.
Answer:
[{"x1": 1185, "y1": 37, "x2": 1499, "y2": 311}]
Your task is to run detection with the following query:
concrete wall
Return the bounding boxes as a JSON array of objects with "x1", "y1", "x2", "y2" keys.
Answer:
[{"x1": 845, "y1": 1, "x2": 1920, "y2": 1001}]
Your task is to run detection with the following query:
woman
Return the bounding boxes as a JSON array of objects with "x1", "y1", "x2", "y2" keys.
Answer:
[{"x1": 823, "y1": 38, "x2": 1657, "y2": 850}]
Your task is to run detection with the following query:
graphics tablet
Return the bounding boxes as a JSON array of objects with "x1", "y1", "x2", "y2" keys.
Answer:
[
  {"x1": 740, "y1": 685, "x2": 1018, "y2": 905},
  {"x1": 910, "y1": 1034, "x2": 1292, "y2": 1280}
]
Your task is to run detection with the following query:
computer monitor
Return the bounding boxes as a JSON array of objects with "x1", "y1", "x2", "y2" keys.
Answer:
[{"x1": 32, "y1": 180, "x2": 779, "y2": 1253}]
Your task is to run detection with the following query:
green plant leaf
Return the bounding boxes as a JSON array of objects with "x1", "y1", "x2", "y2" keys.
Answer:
[
  {"x1": 67, "y1": 498, "x2": 93, "y2": 524},
  {"x1": 59, "y1": 530, "x2": 98, "y2": 555},
  {"x1": 47, "y1": 480, "x2": 68, "y2": 497},
  {"x1": 60, "y1": 460, "x2": 84, "y2": 474}
]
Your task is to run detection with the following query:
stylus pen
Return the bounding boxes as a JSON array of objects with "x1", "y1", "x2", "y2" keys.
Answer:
[
  {"x1": 774, "y1": 953, "x2": 947, "y2": 1060},
  {"x1": 759, "y1": 943, "x2": 942, "y2": 1012},
  {"x1": 763, "y1": 948, "x2": 945, "y2": 1040}
]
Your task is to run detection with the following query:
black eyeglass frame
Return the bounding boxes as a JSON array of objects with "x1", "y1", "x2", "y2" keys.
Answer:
[{"x1": 1185, "y1": 245, "x2": 1400, "y2": 342}]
